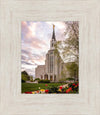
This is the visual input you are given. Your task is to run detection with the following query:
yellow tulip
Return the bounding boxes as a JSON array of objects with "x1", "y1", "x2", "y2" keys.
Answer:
[
  {"x1": 58, "y1": 89, "x2": 62, "y2": 92},
  {"x1": 40, "y1": 89, "x2": 45, "y2": 92}
]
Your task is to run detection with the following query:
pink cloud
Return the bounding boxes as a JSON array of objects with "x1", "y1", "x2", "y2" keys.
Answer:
[
  {"x1": 22, "y1": 21, "x2": 48, "y2": 50},
  {"x1": 21, "y1": 21, "x2": 68, "y2": 76}
]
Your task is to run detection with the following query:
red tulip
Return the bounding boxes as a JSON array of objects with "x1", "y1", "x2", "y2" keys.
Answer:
[
  {"x1": 66, "y1": 87, "x2": 72, "y2": 93},
  {"x1": 45, "y1": 84, "x2": 48, "y2": 86},
  {"x1": 45, "y1": 89, "x2": 49, "y2": 93},
  {"x1": 72, "y1": 83, "x2": 75, "y2": 86},
  {"x1": 59, "y1": 86, "x2": 63, "y2": 90},
  {"x1": 66, "y1": 90, "x2": 68, "y2": 93},
  {"x1": 25, "y1": 91, "x2": 32, "y2": 94},
  {"x1": 69, "y1": 87, "x2": 72, "y2": 90}
]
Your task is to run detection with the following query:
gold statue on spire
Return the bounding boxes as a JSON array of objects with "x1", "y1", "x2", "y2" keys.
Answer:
[{"x1": 53, "y1": 24, "x2": 55, "y2": 29}]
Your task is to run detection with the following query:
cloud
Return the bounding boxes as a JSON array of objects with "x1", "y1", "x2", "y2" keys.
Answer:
[
  {"x1": 22, "y1": 22, "x2": 48, "y2": 50},
  {"x1": 21, "y1": 21, "x2": 68, "y2": 76},
  {"x1": 46, "y1": 22, "x2": 66, "y2": 29},
  {"x1": 21, "y1": 61, "x2": 33, "y2": 65}
]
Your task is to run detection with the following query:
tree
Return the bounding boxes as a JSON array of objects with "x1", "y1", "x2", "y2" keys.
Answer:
[
  {"x1": 55, "y1": 21, "x2": 79, "y2": 64},
  {"x1": 54, "y1": 22, "x2": 79, "y2": 79},
  {"x1": 64, "y1": 21, "x2": 79, "y2": 64},
  {"x1": 21, "y1": 71, "x2": 30, "y2": 82},
  {"x1": 22, "y1": 71, "x2": 28, "y2": 76},
  {"x1": 66, "y1": 62, "x2": 78, "y2": 80},
  {"x1": 30, "y1": 76, "x2": 34, "y2": 82}
]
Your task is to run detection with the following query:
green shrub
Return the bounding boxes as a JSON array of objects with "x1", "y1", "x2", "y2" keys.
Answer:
[
  {"x1": 47, "y1": 85, "x2": 59, "y2": 93},
  {"x1": 21, "y1": 79, "x2": 25, "y2": 83},
  {"x1": 66, "y1": 77, "x2": 75, "y2": 81},
  {"x1": 59, "y1": 77, "x2": 66, "y2": 83},
  {"x1": 34, "y1": 78, "x2": 40, "y2": 81},
  {"x1": 38, "y1": 80, "x2": 50, "y2": 83},
  {"x1": 21, "y1": 74, "x2": 28, "y2": 81},
  {"x1": 30, "y1": 79, "x2": 34, "y2": 82},
  {"x1": 21, "y1": 71, "x2": 30, "y2": 81},
  {"x1": 30, "y1": 76, "x2": 34, "y2": 82}
]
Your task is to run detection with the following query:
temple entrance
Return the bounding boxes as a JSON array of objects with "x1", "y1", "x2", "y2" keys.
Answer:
[
  {"x1": 54, "y1": 75, "x2": 56, "y2": 82},
  {"x1": 44, "y1": 74, "x2": 48, "y2": 80},
  {"x1": 41, "y1": 75, "x2": 43, "y2": 80},
  {"x1": 50, "y1": 76, "x2": 53, "y2": 81}
]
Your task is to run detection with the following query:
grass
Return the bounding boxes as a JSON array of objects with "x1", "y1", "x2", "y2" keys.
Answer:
[{"x1": 21, "y1": 83, "x2": 66, "y2": 93}]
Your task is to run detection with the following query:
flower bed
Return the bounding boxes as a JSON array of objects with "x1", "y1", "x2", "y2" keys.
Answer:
[{"x1": 24, "y1": 82, "x2": 79, "y2": 94}]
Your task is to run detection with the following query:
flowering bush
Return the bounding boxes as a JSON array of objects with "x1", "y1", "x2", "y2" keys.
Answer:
[
  {"x1": 66, "y1": 87, "x2": 72, "y2": 93},
  {"x1": 68, "y1": 82, "x2": 79, "y2": 93},
  {"x1": 24, "y1": 82, "x2": 79, "y2": 94},
  {"x1": 47, "y1": 85, "x2": 59, "y2": 93}
]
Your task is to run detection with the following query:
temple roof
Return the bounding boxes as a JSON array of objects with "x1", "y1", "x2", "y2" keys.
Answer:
[{"x1": 52, "y1": 24, "x2": 56, "y2": 41}]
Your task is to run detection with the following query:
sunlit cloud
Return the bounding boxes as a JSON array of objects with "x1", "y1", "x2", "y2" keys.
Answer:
[
  {"x1": 21, "y1": 21, "x2": 67, "y2": 77},
  {"x1": 46, "y1": 22, "x2": 66, "y2": 29}
]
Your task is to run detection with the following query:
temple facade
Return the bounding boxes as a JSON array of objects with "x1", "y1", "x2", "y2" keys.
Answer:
[{"x1": 35, "y1": 25, "x2": 68, "y2": 82}]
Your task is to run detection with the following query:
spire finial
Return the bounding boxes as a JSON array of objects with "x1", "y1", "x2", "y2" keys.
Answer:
[
  {"x1": 52, "y1": 24, "x2": 56, "y2": 41},
  {"x1": 53, "y1": 24, "x2": 55, "y2": 29}
]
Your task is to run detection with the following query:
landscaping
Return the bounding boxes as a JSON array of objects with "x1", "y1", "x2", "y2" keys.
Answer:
[
  {"x1": 22, "y1": 82, "x2": 66, "y2": 93},
  {"x1": 22, "y1": 82, "x2": 79, "y2": 94},
  {"x1": 21, "y1": 71, "x2": 79, "y2": 94}
]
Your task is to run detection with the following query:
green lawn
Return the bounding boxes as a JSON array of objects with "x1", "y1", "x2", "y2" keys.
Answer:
[{"x1": 22, "y1": 83, "x2": 66, "y2": 93}]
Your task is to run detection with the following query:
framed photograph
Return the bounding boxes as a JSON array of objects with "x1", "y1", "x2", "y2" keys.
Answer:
[
  {"x1": 21, "y1": 21, "x2": 79, "y2": 94},
  {"x1": 0, "y1": 0, "x2": 100, "y2": 114}
]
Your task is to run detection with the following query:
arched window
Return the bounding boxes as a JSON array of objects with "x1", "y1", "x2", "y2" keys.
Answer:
[
  {"x1": 52, "y1": 43, "x2": 53, "y2": 47},
  {"x1": 50, "y1": 76, "x2": 53, "y2": 81},
  {"x1": 50, "y1": 55, "x2": 53, "y2": 73},
  {"x1": 54, "y1": 75, "x2": 56, "y2": 81},
  {"x1": 41, "y1": 75, "x2": 43, "y2": 80}
]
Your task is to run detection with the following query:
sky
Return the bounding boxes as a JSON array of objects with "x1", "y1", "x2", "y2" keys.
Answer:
[{"x1": 21, "y1": 21, "x2": 68, "y2": 78}]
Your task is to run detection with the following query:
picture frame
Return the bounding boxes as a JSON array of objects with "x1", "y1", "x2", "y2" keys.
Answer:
[{"x1": 0, "y1": 0, "x2": 100, "y2": 114}]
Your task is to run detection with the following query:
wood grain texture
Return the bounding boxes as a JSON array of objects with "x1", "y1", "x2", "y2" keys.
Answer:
[{"x1": 0, "y1": 0, "x2": 100, "y2": 115}]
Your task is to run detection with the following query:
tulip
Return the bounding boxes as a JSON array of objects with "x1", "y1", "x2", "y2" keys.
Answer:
[
  {"x1": 45, "y1": 84, "x2": 48, "y2": 86},
  {"x1": 32, "y1": 92, "x2": 35, "y2": 94},
  {"x1": 69, "y1": 87, "x2": 72, "y2": 90},
  {"x1": 66, "y1": 87, "x2": 72, "y2": 93},
  {"x1": 37, "y1": 90, "x2": 39, "y2": 93},
  {"x1": 74, "y1": 85, "x2": 77, "y2": 88},
  {"x1": 58, "y1": 88, "x2": 62, "y2": 92},
  {"x1": 25, "y1": 91, "x2": 32, "y2": 94},
  {"x1": 72, "y1": 83, "x2": 75, "y2": 86},
  {"x1": 45, "y1": 89, "x2": 49, "y2": 93},
  {"x1": 59, "y1": 86, "x2": 63, "y2": 90}
]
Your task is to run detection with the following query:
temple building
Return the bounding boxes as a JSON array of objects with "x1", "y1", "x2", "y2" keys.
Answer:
[{"x1": 35, "y1": 25, "x2": 68, "y2": 82}]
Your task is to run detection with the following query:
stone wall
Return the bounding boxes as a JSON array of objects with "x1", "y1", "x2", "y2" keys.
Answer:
[{"x1": 35, "y1": 65, "x2": 45, "y2": 79}]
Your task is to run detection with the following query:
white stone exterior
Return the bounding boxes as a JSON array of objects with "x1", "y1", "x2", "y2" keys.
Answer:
[
  {"x1": 35, "y1": 65, "x2": 45, "y2": 80},
  {"x1": 35, "y1": 25, "x2": 68, "y2": 82}
]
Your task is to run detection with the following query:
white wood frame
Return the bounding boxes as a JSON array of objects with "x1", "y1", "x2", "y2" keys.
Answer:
[{"x1": 0, "y1": 0, "x2": 100, "y2": 115}]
